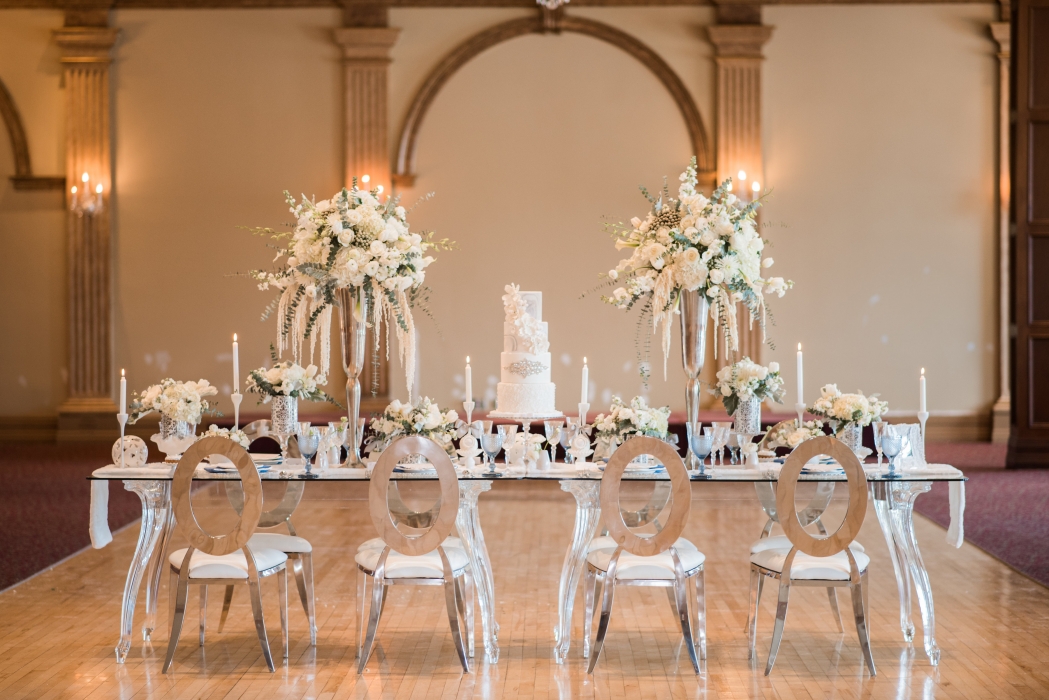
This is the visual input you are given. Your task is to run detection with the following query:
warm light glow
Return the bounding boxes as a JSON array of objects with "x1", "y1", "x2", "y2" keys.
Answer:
[
  {"x1": 81, "y1": 172, "x2": 89, "y2": 183},
  {"x1": 726, "y1": 182, "x2": 733, "y2": 192},
  {"x1": 583, "y1": 357, "x2": 588, "y2": 365},
  {"x1": 752, "y1": 181, "x2": 761, "y2": 192},
  {"x1": 921, "y1": 367, "x2": 925, "y2": 375},
  {"x1": 234, "y1": 333, "x2": 238, "y2": 342},
  {"x1": 121, "y1": 368, "x2": 125, "y2": 377},
  {"x1": 737, "y1": 170, "x2": 747, "y2": 181},
  {"x1": 95, "y1": 183, "x2": 103, "y2": 194},
  {"x1": 376, "y1": 185, "x2": 384, "y2": 194},
  {"x1": 70, "y1": 186, "x2": 78, "y2": 194},
  {"x1": 466, "y1": 356, "x2": 470, "y2": 364},
  {"x1": 798, "y1": 343, "x2": 802, "y2": 351},
  {"x1": 361, "y1": 174, "x2": 371, "y2": 184}
]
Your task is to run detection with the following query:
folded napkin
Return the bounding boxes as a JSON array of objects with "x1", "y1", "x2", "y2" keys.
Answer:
[
  {"x1": 89, "y1": 480, "x2": 112, "y2": 549},
  {"x1": 947, "y1": 481, "x2": 965, "y2": 548}
]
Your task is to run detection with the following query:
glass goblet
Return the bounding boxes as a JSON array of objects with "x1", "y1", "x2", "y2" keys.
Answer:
[
  {"x1": 480, "y1": 432, "x2": 504, "y2": 473},
  {"x1": 497, "y1": 424, "x2": 518, "y2": 465},
  {"x1": 689, "y1": 433, "x2": 714, "y2": 472},
  {"x1": 544, "y1": 420, "x2": 564, "y2": 463},
  {"x1": 872, "y1": 420, "x2": 887, "y2": 466},
  {"x1": 298, "y1": 428, "x2": 321, "y2": 479},
  {"x1": 881, "y1": 432, "x2": 903, "y2": 474},
  {"x1": 560, "y1": 422, "x2": 579, "y2": 463}
]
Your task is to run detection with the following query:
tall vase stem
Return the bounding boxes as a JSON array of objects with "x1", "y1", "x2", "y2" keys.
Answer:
[
  {"x1": 679, "y1": 290, "x2": 708, "y2": 469},
  {"x1": 339, "y1": 287, "x2": 370, "y2": 468}
]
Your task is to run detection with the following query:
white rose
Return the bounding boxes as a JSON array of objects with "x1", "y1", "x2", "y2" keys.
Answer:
[
  {"x1": 768, "y1": 362, "x2": 779, "y2": 373},
  {"x1": 608, "y1": 269, "x2": 618, "y2": 280},
  {"x1": 762, "y1": 257, "x2": 774, "y2": 268},
  {"x1": 709, "y1": 269, "x2": 725, "y2": 285}
]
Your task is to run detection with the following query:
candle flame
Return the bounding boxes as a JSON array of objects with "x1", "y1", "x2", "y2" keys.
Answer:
[
  {"x1": 737, "y1": 170, "x2": 747, "y2": 181},
  {"x1": 752, "y1": 181, "x2": 761, "y2": 192},
  {"x1": 466, "y1": 356, "x2": 470, "y2": 364},
  {"x1": 798, "y1": 343, "x2": 802, "y2": 351},
  {"x1": 95, "y1": 183, "x2": 103, "y2": 194},
  {"x1": 361, "y1": 174, "x2": 370, "y2": 183},
  {"x1": 71, "y1": 186, "x2": 77, "y2": 194},
  {"x1": 583, "y1": 357, "x2": 587, "y2": 365},
  {"x1": 233, "y1": 333, "x2": 238, "y2": 342},
  {"x1": 921, "y1": 367, "x2": 925, "y2": 375},
  {"x1": 121, "y1": 368, "x2": 125, "y2": 377},
  {"x1": 81, "y1": 172, "x2": 89, "y2": 183}
]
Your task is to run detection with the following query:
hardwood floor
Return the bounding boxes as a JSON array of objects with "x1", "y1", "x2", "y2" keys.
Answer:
[{"x1": 1, "y1": 480, "x2": 1048, "y2": 698}]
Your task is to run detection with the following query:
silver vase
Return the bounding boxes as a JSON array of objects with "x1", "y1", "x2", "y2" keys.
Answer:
[
  {"x1": 270, "y1": 395, "x2": 299, "y2": 436},
  {"x1": 734, "y1": 397, "x2": 762, "y2": 435},
  {"x1": 839, "y1": 423, "x2": 864, "y2": 455},
  {"x1": 338, "y1": 286, "x2": 369, "y2": 467},
  {"x1": 679, "y1": 289, "x2": 709, "y2": 469},
  {"x1": 159, "y1": 414, "x2": 193, "y2": 441}
]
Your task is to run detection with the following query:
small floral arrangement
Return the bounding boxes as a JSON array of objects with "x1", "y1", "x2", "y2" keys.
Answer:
[
  {"x1": 713, "y1": 357, "x2": 786, "y2": 415},
  {"x1": 602, "y1": 158, "x2": 791, "y2": 377},
  {"x1": 368, "y1": 397, "x2": 460, "y2": 455},
  {"x1": 593, "y1": 396, "x2": 671, "y2": 445},
  {"x1": 764, "y1": 420, "x2": 826, "y2": 450},
  {"x1": 246, "y1": 359, "x2": 335, "y2": 405},
  {"x1": 249, "y1": 184, "x2": 453, "y2": 397},
  {"x1": 129, "y1": 378, "x2": 219, "y2": 425},
  {"x1": 201, "y1": 425, "x2": 251, "y2": 449},
  {"x1": 809, "y1": 384, "x2": 888, "y2": 432}
]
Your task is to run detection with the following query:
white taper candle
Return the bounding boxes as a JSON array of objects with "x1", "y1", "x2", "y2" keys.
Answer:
[
  {"x1": 465, "y1": 356, "x2": 472, "y2": 403},
  {"x1": 920, "y1": 368, "x2": 927, "y2": 413},
  {"x1": 796, "y1": 343, "x2": 804, "y2": 406},
  {"x1": 232, "y1": 333, "x2": 240, "y2": 393},
  {"x1": 119, "y1": 369, "x2": 126, "y2": 415},
  {"x1": 581, "y1": 357, "x2": 589, "y2": 404}
]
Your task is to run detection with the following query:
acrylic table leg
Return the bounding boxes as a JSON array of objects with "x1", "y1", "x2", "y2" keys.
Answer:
[
  {"x1": 554, "y1": 480, "x2": 601, "y2": 664},
  {"x1": 872, "y1": 483, "x2": 915, "y2": 643},
  {"x1": 142, "y1": 501, "x2": 174, "y2": 641},
  {"x1": 116, "y1": 480, "x2": 170, "y2": 663},
  {"x1": 457, "y1": 481, "x2": 499, "y2": 663},
  {"x1": 888, "y1": 481, "x2": 940, "y2": 665}
]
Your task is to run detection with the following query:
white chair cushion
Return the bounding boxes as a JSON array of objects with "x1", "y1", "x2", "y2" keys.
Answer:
[
  {"x1": 586, "y1": 538, "x2": 705, "y2": 580},
  {"x1": 750, "y1": 546, "x2": 870, "y2": 581},
  {"x1": 354, "y1": 546, "x2": 470, "y2": 579},
  {"x1": 357, "y1": 536, "x2": 463, "y2": 552},
  {"x1": 169, "y1": 547, "x2": 287, "y2": 580},
  {"x1": 751, "y1": 535, "x2": 864, "y2": 555},
  {"x1": 249, "y1": 532, "x2": 312, "y2": 554},
  {"x1": 588, "y1": 534, "x2": 699, "y2": 554}
]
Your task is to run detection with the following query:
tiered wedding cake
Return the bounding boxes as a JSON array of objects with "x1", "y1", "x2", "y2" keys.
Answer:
[{"x1": 489, "y1": 284, "x2": 562, "y2": 418}]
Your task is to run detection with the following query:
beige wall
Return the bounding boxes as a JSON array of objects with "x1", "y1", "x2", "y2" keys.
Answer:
[{"x1": 0, "y1": 4, "x2": 998, "y2": 421}]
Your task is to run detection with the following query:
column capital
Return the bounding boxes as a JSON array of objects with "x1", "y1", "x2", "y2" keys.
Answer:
[
  {"x1": 333, "y1": 27, "x2": 400, "y2": 62},
  {"x1": 53, "y1": 26, "x2": 119, "y2": 65},
  {"x1": 990, "y1": 21, "x2": 1010, "y2": 56},
  {"x1": 707, "y1": 24, "x2": 774, "y2": 60}
]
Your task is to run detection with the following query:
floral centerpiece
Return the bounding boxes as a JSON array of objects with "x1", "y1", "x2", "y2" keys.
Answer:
[
  {"x1": 602, "y1": 158, "x2": 791, "y2": 375},
  {"x1": 764, "y1": 420, "x2": 826, "y2": 450},
  {"x1": 245, "y1": 360, "x2": 334, "y2": 405},
  {"x1": 128, "y1": 378, "x2": 218, "y2": 427},
  {"x1": 713, "y1": 357, "x2": 785, "y2": 416},
  {"x1": 249, "y1": 184, "x2": 452, "y2": 396},
  {"x1": 368, "y1": 397, "x2": 460, "y2": 457},
  {"x1": 200, "y1": 425, "x2": 251, "y2": 449},
  {"x1": 593, "y1": 396, "x2": 671, "y2": 445},
  {"x1": 808, "y1": 384, "x2": 888, "y2": 431}
]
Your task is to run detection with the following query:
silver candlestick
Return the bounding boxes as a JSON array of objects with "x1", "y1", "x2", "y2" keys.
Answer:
[{"x1": 231, "y1": 392, "x2": 243, "y2": 430}]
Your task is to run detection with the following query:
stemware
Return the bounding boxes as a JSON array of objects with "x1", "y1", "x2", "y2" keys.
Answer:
[
  {"x1": 689, "y1": 433, "x2": 714, "y2": 472},
  {"x1": 327, "y1": 420, "x2": 348, "y2": 464},
  {"x1": 713, "y1": 422, "x2": 732, "y2": 465},
  {"x1": 560, "y1": 422, "x2": 579, "y2": 464},
  {"x1": 480, "y1": 432, "x2": 504, "y2": 473},
  {"x1": 298, "y1": 426, "x2": 321, "y2": 479},
  {"x1": 881, "y1": 428, "x2": 903, "y2": 474},
  {"x1": 497, "y1": 424, "x2": 518, "y2": 465},
  {"x1": 872, "y1": 420, "x2": 887, "y2": 466},
  {"x1": 544, "y1": 420, "x2": 564, "y2": 464}
]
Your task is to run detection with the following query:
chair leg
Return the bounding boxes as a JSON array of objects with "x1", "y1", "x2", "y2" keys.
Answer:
[
  {"x1": 582, "y1": 567, "x2": 597, "y2": 659},
  {"x1": 674, "y1": 577, "x2": 700, "y2": 674},
  {"x1": 827, "y1": 586, "x2": 844, "y2": 633},
  {"x1": 446, "y1": 576, "x2": 470, "y2": 673},
  {"x1": 587, "y1": 571, "x2": 618, "y2": 674},
  {"x1": 695, "y1": 569, "x2": 707, "y2": 661},
  {"x1": 218, "y1": 585, "x2": 235, "y2": 633},
  {"x1": 162, "y1": 572, "x2": 190, "y2": 673},
  {"x1": 355, "y1": 568, "x2": 366, "y2": 659},
  {"x1": 357, "y1": 574, "x2": 384, "y2": 674},
  {"x1": 295, "y1": 553, "x2": 317, "y2": 646},
  {"x1": 764, "y1": 580, "x2": 792, "y2": 676},
  {"x1": 853, "y1": 574, "x2": 877, "y2": 676},
  {"x1": 747, "y1": 567, "x2": 760, "y2": 661},
  {"x1": 248, "y1": 578, "x2": 276, "y2": 673},
  {"x1": 168, "y1": 569, "x2": 177, "y2": 633},
  {"x1": 199, "y1": 585, "x2": 208, "y2": 646},
  {"x1": 460, "y1": 571, "x2": 475, "y2": 658},
  {"x1": 279, "y1": 567, "x2": 289, "y2": 660}
]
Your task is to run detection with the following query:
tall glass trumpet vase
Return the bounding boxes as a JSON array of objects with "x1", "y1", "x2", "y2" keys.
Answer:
[
  {"x1": 338, "y1": 286, "x2": 369, "y2": 468},
  {"x1": 679, "y1": 290, "x2": 709, "y2": 469}
]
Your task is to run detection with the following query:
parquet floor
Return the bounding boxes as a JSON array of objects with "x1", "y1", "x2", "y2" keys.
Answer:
[{"x1": 1, "y1": 480, "x2": 1048, "y2": 699}]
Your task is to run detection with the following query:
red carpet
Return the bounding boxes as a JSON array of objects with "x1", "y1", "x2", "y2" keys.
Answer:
[{"x1": 0, "y1": 443, "x2": 143, "y2": 591}]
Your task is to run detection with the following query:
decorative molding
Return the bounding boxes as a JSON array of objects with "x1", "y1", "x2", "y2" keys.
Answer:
[
  {"x1": 0, "y1": 77, "x2": 66, "y2": 190},
  {"x1": 0, "y1": 0, "x2": 1006, "y2": 8},
  {"x1": 393, "y1": 10, "x2": 714, "y2": 189},
  {"x1": 989, "y1": 19, "x2": 1011, "y2": 444},
  {"x1": 53, "y1": 24, "x2": 121, "y2": 434},
  {"x1": 884, "y1": 411, "x2": 992, "y2": 443}
]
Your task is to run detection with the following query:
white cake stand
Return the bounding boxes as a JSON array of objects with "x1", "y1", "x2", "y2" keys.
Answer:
[{"x1": 488, "y1": 410, "x2": 564, "y2": 436}]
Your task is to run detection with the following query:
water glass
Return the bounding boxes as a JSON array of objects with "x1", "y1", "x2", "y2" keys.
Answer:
[
  {"x1": 480, "y1": 432, "x2": 504, "y2": 472},
  {"x1": 881, "y1": 426, "x2": 903, "y2": 473},
  {"x1": 689, "y1": 433, "x2": 714, "y2": 471},
  {"x1": 497, "y1": 424, "x2": 518, "y2": 464},
  {"x1": 298, "y1": 427, "x2": 321, "y2": 479},
  {"x1": 560, "y1": 422, "x2": 579, "y2": 464},
  {"x1": 544, "y1": 420, "x2": 564, "y2": 463}
]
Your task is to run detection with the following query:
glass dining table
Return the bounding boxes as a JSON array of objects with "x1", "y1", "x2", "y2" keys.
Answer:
[{"x1": 90, "y1": 458, "x2": 965, "y2": 668}]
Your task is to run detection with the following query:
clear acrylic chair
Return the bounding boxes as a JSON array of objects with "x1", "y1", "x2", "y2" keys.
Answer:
[
  {"x1": 219, "y1": 479, "x2": 317, "y2": 644},
  {"x1": 747, "y1": 435, "x2": 876, "y2": 676},
  {"x1": 584, "y1": 437, "x2": 706, "y2": 674},
  {"x1": 163, "y1": 436, "x2": 289, "y2": 673},
  {"x1": 355, "y1": 436, "x2": 473, "y2": 674}
]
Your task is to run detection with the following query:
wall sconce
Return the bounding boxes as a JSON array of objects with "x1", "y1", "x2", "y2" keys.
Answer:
[{"x1": 70, "y1": 171, "x2": 103, "y2": 217}]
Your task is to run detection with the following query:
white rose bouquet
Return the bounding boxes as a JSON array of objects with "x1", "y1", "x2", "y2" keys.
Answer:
[
  {"x1": 593, "y1": 396, "x2": 672, "y2": 445},
  {"x1": 128, "y1": 378, "x2": 219, "y2": 425},
  {"x1": 602, "y1": 158, "x2": 791, "y2": 377},
  {"x1": 245, "y1": 359, "x2": 336, "y2": 405},
  {"x1": 201, "y1": 425, "x2": 251, "y2": 449},
  {"x1": 368, "y1": 397, "x2": 460, "y2": 456},
  {"x1": 713, "y1": 357, "x2": 786, "y2": 416},
  {"x1": 249, "y1": 183, "x2": 453, "y2": 396},
  {"x1": 809, "y1": 384, "x2": 888, "y2": 432},
  {"x1": 764, "y1": 420, "x2": 826, "y2": 450}
]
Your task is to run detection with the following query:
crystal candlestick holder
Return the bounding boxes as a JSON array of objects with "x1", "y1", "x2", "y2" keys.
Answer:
[
  {"x1": 917, "y1": 411, "x2": 929, "y2": 443},
  {"x1": 795, "y1": 402, "x2": 806, "y2": 427},
  {"x1": 463, "y1": 400, "x2": 475, "y2": 426},
  {"x1": 117, "y1": 413, "x2": 128, "y2": 469},
  {"x1": 231, "y1": 392, "x2": 243, "y2": 429},
  {"x1": 578, "y1": 402, "x2": 590, "y2": 428}
]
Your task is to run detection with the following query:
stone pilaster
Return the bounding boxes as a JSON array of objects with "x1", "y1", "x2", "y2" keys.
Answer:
[
  {"x1": 53, "y1": 22, "x2": 120, "y2": 440},
  {"x1": 708, "y1": 19, "x2": 773, "y2": 365},
  {"x1": 990, "y1": 19, "x2": 1011, "y2": 443}
]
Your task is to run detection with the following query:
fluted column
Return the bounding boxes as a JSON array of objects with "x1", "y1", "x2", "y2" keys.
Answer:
[
  {"x1": 708, "y1": 18, "x2": 773, "y2": 365},
  {"x1": 54, "y1": 23, "x2": 120, "y2": 440},
  {"x1": 990, "y1": 18, "x2": 1011, "y2": 443}
]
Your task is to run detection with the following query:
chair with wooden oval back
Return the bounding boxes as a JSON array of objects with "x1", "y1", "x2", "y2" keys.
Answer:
[
  {"x1": 748, "y1": 435, "x2": 876, "y2": 676},
  {"x1": 163, "y1": 436, "x2": 289, "y2": 673},
  {"x1": 355, "y1": 436, "x2": 473, "y2": 674},
  {"x1": 584, "y1": 436, "x2": 705, "y2": 674},
  {"x1": 217, "y1": 479, "x2": 316, "y2": 644}
]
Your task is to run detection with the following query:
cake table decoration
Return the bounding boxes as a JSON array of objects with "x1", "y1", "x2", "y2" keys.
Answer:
[{"x1": 489, "y1": 284, "x2": 562, "y2": 420}]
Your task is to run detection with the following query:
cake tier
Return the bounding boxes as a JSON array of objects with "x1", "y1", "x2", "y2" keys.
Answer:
[
  {"x1": 501, "y1": 352, "x2": 552, "y2": 384},
  {"x1": 503, "y1": 322, "x2": 549, "y2": 352},
  {"x1": 496, "y1": 382, "x2": 556, "y2": 416}
]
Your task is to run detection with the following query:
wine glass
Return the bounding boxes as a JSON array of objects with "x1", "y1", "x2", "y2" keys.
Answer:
[
  {"x1": 497, "y1": 424, "x2": 518, "y2": 465},
  {"x1": 881, "y1": 429, "x2": 903, "y2": 474},
  {"x1": 298, "y1": 427, "x2": 320, "y2": 479},
  {"x1": 713, "y1": 422, "x2": 732, "y2": 465},
  {"x1": 560, "y1": 422, "x2": 579, "y2": 464},
  {"x1": 689, "y1": 433, "x2": 714, "y2": 473},
  {"x1": 327, "y1": 420, "x2": 348, "y2": 464},
  {"x1": 872, "y1": 420, "x2": 887, "y2": 466},
  {"x1": 544, "y1": 420, "x2": 564, "y2": 464},
  {"x1": 480, "y1": 432, "x2": 504, "y2": 473}
]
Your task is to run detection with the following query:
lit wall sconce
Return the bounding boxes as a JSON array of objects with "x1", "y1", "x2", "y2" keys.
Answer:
[{"x1": 70, "y1": 171, "x2": 103, "y2": 217}]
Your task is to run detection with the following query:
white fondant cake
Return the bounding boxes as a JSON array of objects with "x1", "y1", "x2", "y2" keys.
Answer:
[{"x1": 490, "y1": 285, "x2": 561, "y2": 418}]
